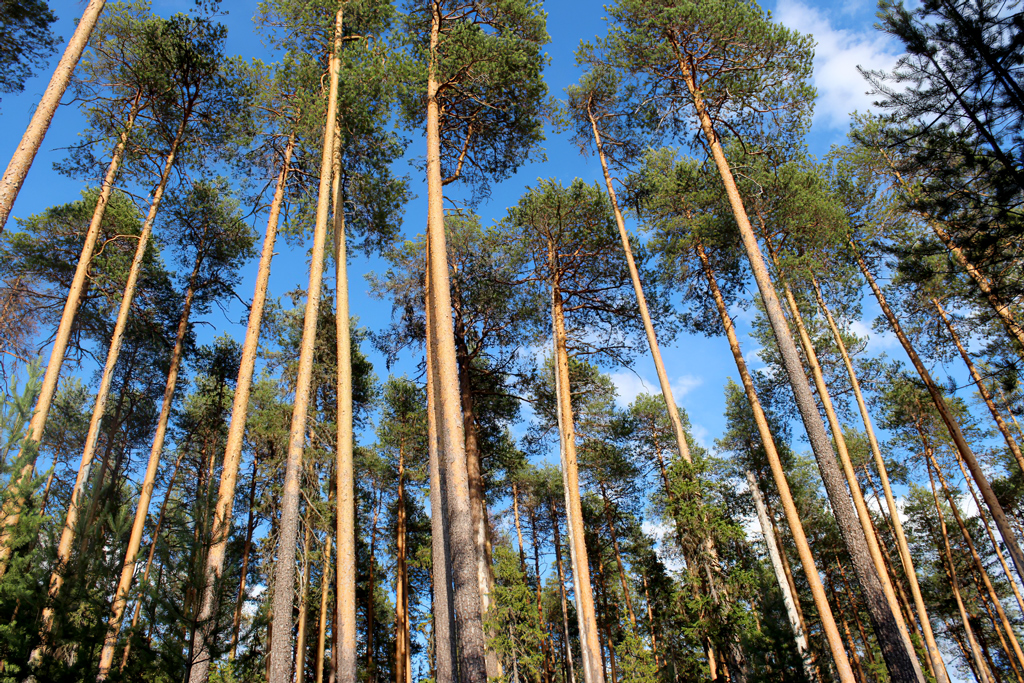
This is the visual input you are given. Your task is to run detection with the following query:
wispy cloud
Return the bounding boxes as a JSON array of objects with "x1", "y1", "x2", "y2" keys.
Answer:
[
  {"x1": 609, "y1": 371, "x2": 703, "y2": 407},
  {"x1": 772, "y1": 0, "x2": 904, "y2": 129}
]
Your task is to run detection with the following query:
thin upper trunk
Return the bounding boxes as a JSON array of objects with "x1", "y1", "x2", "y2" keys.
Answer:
[
  {"x1": 746, "y1": 471, "x2": 817, "y2": 682},
  {"x1": 266, "y1": 7, "x2": 344, "y2": 679},
  {"x1": 424, "y1": 4, "x2": 488, "y2": 678},
  {"x1": 368, "y1": 490, "x2": 381, "y2": 677},
  {"x1": 599, "y1": 488, "x2": 636, "y2": 630},
  {"x1": 514, "y1": 482, "x2": 528, "y2": 574},
  {"x1": 189, "y1": 132, "x2": 295, "y2": 683},
  {"x1": 934, "y1": 297, "x2": 1024, "y2": 474},
  {"x1": 551, "y1": 266, "x2": 605, "y2": 683},
  {"x1": 0, "y1": 0, "x2": 107, "y2": 230},
  {"x1": 694, "y1": 239, "x2": 855, "y2": 682},
  {"x1": 97, "y1": 219, "x2": 206, "y2": 678},
  {"x1": 812, "y1": 278, "x2": 949, "y2": 683},
  {"x1": 855, "y1": 247, "x2": 1024, "y2": 589},
  {"x1": 316, "y1": 525, "x2": 333, "y2": 683},
  {"x1": 669, "y1": 40, "x2": 922, "y2": 679}
]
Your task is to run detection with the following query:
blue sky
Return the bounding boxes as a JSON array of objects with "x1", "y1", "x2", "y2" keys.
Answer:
[{"x1": 1, "y1": 0, "x2": 920, "y2": 465}]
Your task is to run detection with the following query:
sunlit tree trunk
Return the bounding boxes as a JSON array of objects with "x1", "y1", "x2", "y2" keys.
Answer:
[
  {"x1": 855, "y1": 247, "x2": 1024, "y2": 589},
  {"x1": 927, "y1": 458, "x2": 991, "y2": 683},
  {"x1": 97, "y1": 210, "x2": 208, "y2": 678},
  {"x1": 190, "y1": 132, "x2": 294, "y2": 683},
  {"x1": 296, "y1": 519, "x2": 313, "y2": 683},
  {"x1": 395, "y1": 442, "x2": 410, "y2": 683},
  {"x1": 694, "y1": 240, "x2": 855, "y2": 682},
  {"x1": 551, "y1": 499, "x2": 577, "y2": 683},
  {"x1": 425, "y1": 244, "x2": 456, "y2": 683},
  {"x1": 812, "y1": 278, "x2": 949, "y2": 683},
  {"x1": 746, "y1": 471, "x2": 817, "y2": 682},
  {"x1": 231, "y1": 458, "x2": 261, "y2": 661},
  {"x1": 550, "y1": 262, "x2": 605, "y2": 683},
  {"x1": 0, "y1": 0, "x2": 108, "y2": 231},
  {"x1": 774, "y1": 269, "x2": 920, "y2": 675},
  {"x1": 423, "y1": 3, "x2": 488, "y2": 677},
  {"x1": 675, "y1": 48, "x2": 923, "y2": 676},
  {"x1": 266, "y1": 5, "x2": 344, "y2": 677},
  {"x1": 316, "y1": 525, "x2": 333, "y2": 683}
]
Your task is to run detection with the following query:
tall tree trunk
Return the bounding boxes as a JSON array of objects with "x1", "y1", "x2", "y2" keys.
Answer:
[
  {"x1": 598, "y1": 487, "x2": 636, "y2": 630},
  {"x1": 695, "y1": 240, "x2": 855, "y2": 682},
  {"x1": 927, "y1": 459, "x2": 992, "y2": 683},
  {"x1": 367, "y1": 490, "x2": 381, "y2": 678},
  {"x1": 746, "y1": 471, "x2": 817, "y2": 682},
  {"x1": 9, "y1": 110, "x2": 187, "y2": 589},
  {"x1": 316, "y1": 526, "x2": 333, "y2": 683},
  {"x1": 189, "y1": 131, "x2": 294, "y2": 683},
  {"x1": 453, "y1": 301, "x2": 501, "y2": 678},
  {"x1": 925, "y1": 440, "x2": 1024, "y2": 671},
  {"x1": 296, "y1": 518, "x2": 313, "y2": 683},
  {"x1": 934, "y1": 297, "x2": 1024, "y2": 473},
  {"x1": 640, "y1": 573, "x2": 661, "y2": 671},
  {"x1": 530, "y1": 505, "x2": 553, "y2": 683},
  {"x1": 120, "y1": 447, "x2": 187, "y2": 672},
  {"x1": 424, "y1": 3, "x2": 488, "y2": 678},
  {"x1": 854, "y1": 247, "x2": 1024, "y2": 589},
  {"x1": 952, "y1": 447, "x2": 1024, "y2": 617},
  {"x1": 22, "y1": 93, "x2": 140, "y2": 473},
  {"x1": 812, "y1": 278, "x2": 949, "y2": 683},
  {"x1": 395, "y1": 443, "x2": 409, "y2": 683},
  {"x1": 551, "y1": 499, "x2": 577, "y2": 683},
  {"x1": 267, "y1": 5, "x2": 344, "y2": 678},
  {"x1": 550, "y1": 269, "x2": 605, "y2": 683},
  {"x1": 425, "y1": 248, "x2": 457, "y2": 683},
  {"x1": 669, "y1": 41, "x2": 923, "y2": 678},
  {"x1": 976, "y1": 584, "x2": 1024, "y2": 683},
  {"x1": 514, "y1": 482, "x2": 528, "y2": 574},
  {"x1": 0, "y1": 0, "x2": 107, "y2": 230},
  {"x1": 97, "y1": 224, "x2": 207, "y2": 678},
  {"x1": 329, "y1": 105, "x2": 359, "y2": 683},
  {"x1": 774, "y1": 270, "x2": 920, "y2": 673},
  {"x1": 231, "y1": 457, "x2": 261, "y2": 660}
]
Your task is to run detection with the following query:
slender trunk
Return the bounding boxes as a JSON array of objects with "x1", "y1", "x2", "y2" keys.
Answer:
[
  {"x1": 551, "y1": 500, "x2": 577, "y2": 683},
  {"x1": 695, "y1": 240, "x2": 855, "y2": 681},
  {"x1": 316, "y1": 526, "x2": 333, "y2": 683},
  {"x1": 594, "y1": 558, "x2": 617, "y2": 683},
  {"x1": 231, "y1": 458, "x2": 261, "y2": 660},
  {"x1": 120, "y1": 447, "x2": 187, "y2": 671},
  {"x1": 426, "y1": 240, "x2": 457, "y2": 683},
  {"x1": 530, "y1": 505, "x2": 553, "y2": 683},
  {"x1": 424, "y1": 3, "x2": 488, "y2": 677},
  {"x1": 929, "y1": 459, "x2": 992, "y2": 683},
  {"x1": 368, "y1": 490, "x2": 381, "y2": 677},
  {"x1": 976, "y1": 584, "x2": 1024, "y2": 683},
  {"x1": 0, "y1": 0, "x2": 107, "y2": 230},
  {"x1": 13, "y1": 111, "x2": 186, "y2": 592},
  {"x1": 952, "y1": 447, "x2": 1024, "y2": 617},
  {"x1": 329, "y1": 102, "x2": 358, "y2": 683},
  {"x1": 925, "y1": 442, "x2": 1024, "y2": 671},
  {"x1": 671, "y1": 45, "x2": 922, "y2": 679},
  {"x1": 514, "y1": 482, "x2": 528, "y2": 574},
  {"x1": 296, "y1": 519, "x2": 313, "y2": 683},
  {"x1": 812, "y1": 278, "x2": 949, "y2": 683},
  {"x1": 551, "y1": 269, "x2": 605, "y2": 683},
  {"x1": 746, "y1": 471, "x2": 817, "y2": 682},
  {"x1": 267, "y1": 7, "x2": 344, "y2": 679},
  {"x1": 21, "y1": 94, "x2": 140, "y2": 471},
  {"x1": 97, "y1": 224, "x2": 206, "y2": 678},
  {"x1": 935, "y1": 297, "x2": 1024, "y2": 473},
  {"x1": 395, "y1": 443, "x2": 409, "y2": 683},
  {"x1": 776, "y1": 265, "x2": 917, "y2": 669},
  {"x1": 188, "y1": 132, "x2": 293, "y2": 681},
  {"x1": 641, "y1": 573, "x2": 660, "y2": 671},
  {"x1": 599, "y1": 488, "x2": 636, "y2": 629},
  {"x1": 839, "y1": 563, "x2": 879, "y2": 672},
  {"x1": 586, "y1": 100, "x2": 689, "y2": 464},
  {"x1": 855, "y1": 248, "x2": 1024, "y2": 589}
]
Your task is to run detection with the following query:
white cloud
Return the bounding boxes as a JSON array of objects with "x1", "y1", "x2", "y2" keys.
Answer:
[
  {"x1": 772, "y1": 0, "x2": 904, "y2": 129},
  {"x1": 691, "y1": 422, "x2": 712, "y2": 449},
  {"x1": 609, "y1": 371, "x2": 703, "y2": 407},
  {"x1": 850, "y1": 318, "x2": 899, "y2": 352}
]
